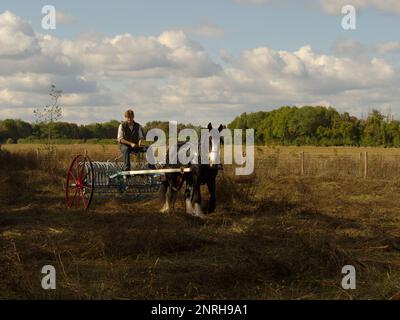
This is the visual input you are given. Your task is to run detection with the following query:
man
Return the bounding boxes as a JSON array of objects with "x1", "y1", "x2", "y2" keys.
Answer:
[{"x1": 117, "y1": 109, "x2": 147, "y2": 171}]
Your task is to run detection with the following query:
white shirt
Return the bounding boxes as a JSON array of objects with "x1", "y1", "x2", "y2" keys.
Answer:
[{"x1": 117, "y1": 122, "x2": 145, "y2": 143}]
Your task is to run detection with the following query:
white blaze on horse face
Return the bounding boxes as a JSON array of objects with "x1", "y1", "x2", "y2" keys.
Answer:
[
  {"x1": 209, "y1": 132, "x2": 220, "y2": 165},
  {"x1": 200, "y1": 128, "x2": 221, "y2": 165},
  {"x1": 234, "y1": 129, "x2": 254, "y2": 176},
  {"x1": 178, "y1": 129, "x2": 199, "y2": 165},
  {"x1": 146, "y1": 129, "x2": 166, "y2": 165}
]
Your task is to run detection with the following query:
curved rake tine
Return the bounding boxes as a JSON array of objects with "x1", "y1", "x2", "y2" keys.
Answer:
[
  {"x1": 75, "y1": 157, "x2": 79, "y2": 179},
  {"x1": 76, "y1": 188, "x2": 81, "y2": 208},
  {"x1": 79, "y1": 157, "x2": 87, "y2": 180},
  {"x1": 69, "y1": 187, "x2": 78, "y2": 208},
  {"x1": 68, "y1": 167, "x2": 77, "y2": 184},
  {"x1": 81, "y1": 191, "x2": 88, "y2": 209}
]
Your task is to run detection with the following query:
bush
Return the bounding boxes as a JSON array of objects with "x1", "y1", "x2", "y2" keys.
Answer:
[{"x1": 5, "y1": 138, "x2": 15, "y2": 144}]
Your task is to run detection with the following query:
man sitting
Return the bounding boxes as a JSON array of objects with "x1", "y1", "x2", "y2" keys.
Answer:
[{"x1": 117, "y1": 109, "x2": 151, "y2": 171}]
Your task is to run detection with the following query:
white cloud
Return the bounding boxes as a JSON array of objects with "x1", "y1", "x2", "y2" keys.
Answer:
[
  {"x1": 234, "y1": 0, "x2": 400, "y2": 15},
  {"x1": 375, "y1": 41, "x2": 400, "y2": 54},
  {"x1": 60, "y1": 30, "x2": 220, "y2": 79},
  {"x1": 56, "y1": 10, "x2": 75, "y2": 24},
  {"x1": 228, "y1": 45, "x2": 395, "y2": 95},
  {"x1": 0, "y1": 11, "x2": 39, "y2": 58},
  {"x1": 332, "y1": 39, "x2": 366, "y2": 57},
  {"x1": 0, "y1": 89, "x2": 23, "y2": 106},
  {"x1": 319, "y1": 0, "x2": 400, "y2": 15},
  {"x1": 113, "y1": 44, "x2": 399, "y2": 125},
  {"x1": 0, "y1": 11, "x2": 400, "y2": 125},
  {"x1": 332, "y1": 39, "x2": 400, "y2": 61},
  {"x1": 0, "y1": 12, "x2": 221, "y2": 123}
]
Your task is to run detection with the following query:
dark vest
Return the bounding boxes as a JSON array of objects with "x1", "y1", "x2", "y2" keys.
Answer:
[{"x1": 121, "y1": 121, "x2": 141, "y2": 144}]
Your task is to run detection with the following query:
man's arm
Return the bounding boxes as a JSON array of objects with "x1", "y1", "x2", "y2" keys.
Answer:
[
  {"x1": 138, "y1": 125, "x2": 145, "y2": 146},
  {"x1": 120, "y1": 138, "x2": 138, "y2": 148}
]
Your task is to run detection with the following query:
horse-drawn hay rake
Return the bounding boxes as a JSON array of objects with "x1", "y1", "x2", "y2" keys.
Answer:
[{"x1": 65, "y1": 152, "x2": 191, "y2": 210}]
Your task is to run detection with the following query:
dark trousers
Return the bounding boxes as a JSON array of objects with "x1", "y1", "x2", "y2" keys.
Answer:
[{"x1": 120, "y1": 144, "x2": 141, "y2": 171}]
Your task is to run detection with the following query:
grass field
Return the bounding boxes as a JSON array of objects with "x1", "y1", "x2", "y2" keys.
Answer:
[{"x1": 1, "y1": 144, "x2": 400, "y2": 299}]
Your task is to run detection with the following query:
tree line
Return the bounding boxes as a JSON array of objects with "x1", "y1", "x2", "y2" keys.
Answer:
[
  {"x1": 0, "y1": 119, "x2": 198, "y2": 144},
  {"x1": 228, "y1": 106, "x2": 400, "y2": 146},
  {"x1": 1, "y1": 106, "x2": 400, "y2": 146}
]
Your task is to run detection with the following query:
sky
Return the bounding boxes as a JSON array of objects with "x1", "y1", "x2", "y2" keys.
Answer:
[{"x1": 0, "y1": 0, "x2": 399, "y2": 125}]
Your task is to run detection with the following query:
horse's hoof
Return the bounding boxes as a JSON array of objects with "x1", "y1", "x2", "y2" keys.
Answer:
[
  {"x1": 160, "y1": 207, "x2": 170, "y2": 214},
  {"x1": 191, "y1": 203, "x2": 206, "y2": 219},
  {"x1": 185, "y1": 199, "x2": 194, "y2": 215},
  {"x1": 193, "y1": 213, "x2": 206, "y2": 219}
]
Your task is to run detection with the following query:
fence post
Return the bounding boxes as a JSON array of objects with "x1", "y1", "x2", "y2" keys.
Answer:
[
  {"x1": 300, "y1": 151, "x2": 304, "y2": 176},
  {"x1": 364, "y1": 151, "x2": 368, "y2": 179}
]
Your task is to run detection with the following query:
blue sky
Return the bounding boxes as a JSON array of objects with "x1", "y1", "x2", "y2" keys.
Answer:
[
  {"x1": 3, "y1": 1, "x2": 400, "y2": 56},
  {"x1": 0, "y1": 0, "x2": 399, "y2": 124}
]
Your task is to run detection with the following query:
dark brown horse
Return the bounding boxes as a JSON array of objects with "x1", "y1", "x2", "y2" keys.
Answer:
[{"x1": 160, "y1": 123, "x2": 224, "y2": 218}]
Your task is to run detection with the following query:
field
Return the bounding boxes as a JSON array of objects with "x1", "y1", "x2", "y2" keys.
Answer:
[{"x1": 1, "y1": 144, "x2": 400, "y2": 299}]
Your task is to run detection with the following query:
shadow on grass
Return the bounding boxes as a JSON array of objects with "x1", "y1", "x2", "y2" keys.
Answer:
[
  {"x1": 0, "y1": 191, "x2": 371, "y2": 299},
  {"x1": 1, "y1": 151, "x2": 399, "y2": 299}
]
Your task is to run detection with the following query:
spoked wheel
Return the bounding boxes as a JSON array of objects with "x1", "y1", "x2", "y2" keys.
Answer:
[{"x1": 65, "y1": 155, "x2": 94, "y2": 209}]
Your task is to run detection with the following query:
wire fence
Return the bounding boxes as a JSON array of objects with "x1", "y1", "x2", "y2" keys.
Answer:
[
  {"x1": 255, "y1": 152, "x2": 400, "y2": 179},
  {"x1": 5, "y1": 144, "x2": 400, "y2": 180}
]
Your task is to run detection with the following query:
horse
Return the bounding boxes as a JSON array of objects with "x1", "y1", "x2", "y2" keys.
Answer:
[{"x1": 159, "y1": 123, "x2": 224, "y2": 218}]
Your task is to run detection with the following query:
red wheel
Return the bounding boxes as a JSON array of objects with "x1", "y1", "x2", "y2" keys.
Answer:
[{"x1": 65, "y1": 155, "x2": 94, "y2": 209}]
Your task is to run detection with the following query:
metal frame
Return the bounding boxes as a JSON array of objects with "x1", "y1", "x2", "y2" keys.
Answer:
[
  {"x1": 65, "y1": 154, "x2": 192, "y2": 210},
  {"x1": 109, "y1": 167, "x2": 192, "y2": 179}
]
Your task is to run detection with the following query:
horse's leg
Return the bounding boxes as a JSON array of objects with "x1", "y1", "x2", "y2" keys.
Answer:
[
  {"x1": 185, "y1": 183, "x2": 194, "y2": 214},
  {"x1": 191, "y1": 166, "x2": 205, "y2": 218},
  {"x1": 170, "y1": 188, "x2": 178, "y2": 213},
  {"x1": 170, "y1": 174, "x2": 183, "y2": 213},
  {"x1": 159, "y1": 179, "x2": 167, "y2": 202},
  {"x1": 183, "y1": 173, "x2": 194, "y2": 214},
  {"x1": 160, "y1": 179, "x2": 171, "y2": 213},
  {"x1": 207, "y1": 177, "x2": 216, "y2": 213},
  {"x1": 192, "y1": 189, "x2": 204, "y2": 218}
]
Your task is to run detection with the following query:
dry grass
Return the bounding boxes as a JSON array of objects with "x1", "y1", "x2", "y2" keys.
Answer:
[{"x1": 1, "y1": 144, "x2": 400, "y2": 299}]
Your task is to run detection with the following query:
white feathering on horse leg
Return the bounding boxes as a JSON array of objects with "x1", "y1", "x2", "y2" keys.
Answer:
[
  {"x1": 160, "y1": 201, "x2": 169, "y2": 213},
  {"x1": 192, "y1": 203, "x2": 206, "y2": 219},
  {"x1": 186, "y1": 199, "x2": 193, "y2": 214},
  {"x1": 160, "y1": 193, "x2": 171, "y2": 213}
]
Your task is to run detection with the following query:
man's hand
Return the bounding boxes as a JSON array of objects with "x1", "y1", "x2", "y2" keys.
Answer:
[{"x1": 130, "y1": 142, "x2": 137, "y2": 148}]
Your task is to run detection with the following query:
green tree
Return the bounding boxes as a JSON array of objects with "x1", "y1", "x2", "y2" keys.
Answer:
[{"x1": 362, "y1": 110, "x2": 385, "y2": 146}]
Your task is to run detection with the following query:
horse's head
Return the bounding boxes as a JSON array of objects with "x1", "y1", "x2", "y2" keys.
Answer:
[
  {"x1": 169, "y1": 123, "x2": 225, "y2": 167},
  {"x1": 202, "y1": 122, "x2": 225, "y2": 167}
]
